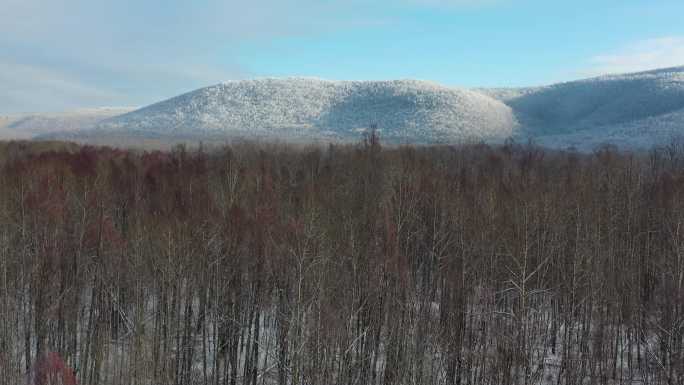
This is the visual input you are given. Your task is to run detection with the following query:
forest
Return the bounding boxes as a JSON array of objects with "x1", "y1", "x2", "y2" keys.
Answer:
[{"x1": 0, "y1": 136, "x2": 683, "y2": 385}]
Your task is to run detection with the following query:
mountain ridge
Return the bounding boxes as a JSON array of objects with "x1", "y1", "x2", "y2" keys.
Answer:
[{"x1": 95, "y1": 78, "x2": 518, "y2": 144}]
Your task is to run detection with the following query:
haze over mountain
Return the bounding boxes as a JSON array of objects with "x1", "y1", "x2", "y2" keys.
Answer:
[
  {"x1": 0, "y1": 108, "x2": 134, "y2": 140},
  {"x1": 19, "y1": 66, "x2": 684, "y2": 149}
]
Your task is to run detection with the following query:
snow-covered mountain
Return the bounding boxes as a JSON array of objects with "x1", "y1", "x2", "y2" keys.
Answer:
[
  {"x1": 483, "y1": 66, "x2": 684, "y2": 148},
  {"x1": 95, "y1": 79, "x2": 518, "y2": 144},
  {"x1": 31, "y1": 66, "x2": 684, "y2": 149}
]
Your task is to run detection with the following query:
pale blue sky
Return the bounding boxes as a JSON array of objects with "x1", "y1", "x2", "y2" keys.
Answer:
[{"x1": 2, "y1": 0, "x2": 684, "y2": 113}]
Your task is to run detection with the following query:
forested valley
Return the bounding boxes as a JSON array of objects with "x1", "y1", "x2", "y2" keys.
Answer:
[{"x1": 0, "y1": 137, "x2": 683, "y2": 385}]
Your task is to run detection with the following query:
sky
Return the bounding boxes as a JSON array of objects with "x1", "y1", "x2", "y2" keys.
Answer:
[{"x1": 2, "y1": 0, "x2": 684, "y2": 114}]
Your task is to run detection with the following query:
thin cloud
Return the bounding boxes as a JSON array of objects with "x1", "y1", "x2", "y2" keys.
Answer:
[
  {"x1": 0, "y1": 0, "x2": 505, "y2": 113},
  {"x1": 0, "y1": 1, "x2": 277, "y2": 113},
  {"x1": 585, "y1": 36, "x2": 684, "y2": 76},
  {"x1": 0, "y1": 60, "x2": 125, "y2": 114}
]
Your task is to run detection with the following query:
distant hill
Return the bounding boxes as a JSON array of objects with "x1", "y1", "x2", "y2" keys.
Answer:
[{"x1": 0, "y1": 107, "x2": 134, "y2": 140}]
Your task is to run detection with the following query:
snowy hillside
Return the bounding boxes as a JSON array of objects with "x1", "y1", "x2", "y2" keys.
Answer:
[
  {"x1": 96, "y1": 78, "x2": 518, "y2": 143},
  {"x1": 484, "y1": 66, "x2": 684, "y2": 147}
]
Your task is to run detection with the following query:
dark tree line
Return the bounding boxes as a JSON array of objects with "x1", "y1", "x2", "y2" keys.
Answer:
[{"x1": 0, "y1": 138, "x2": 682, "y2": 385}]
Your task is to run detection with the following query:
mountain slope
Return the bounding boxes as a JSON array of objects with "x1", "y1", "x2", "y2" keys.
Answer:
[
  {"x1": 97, "y1": 78, "x2": 518, "y2": 143},
  {"x1": 485, "y1": 66, "x2": 684, "y2": 139}
]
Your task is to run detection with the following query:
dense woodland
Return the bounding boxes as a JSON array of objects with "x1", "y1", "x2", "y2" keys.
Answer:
[{"x1": 0, "y1": 137, "x2": 683, "y2": 385}]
